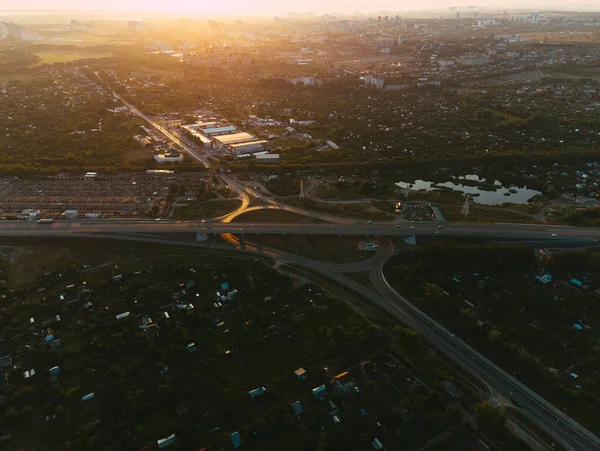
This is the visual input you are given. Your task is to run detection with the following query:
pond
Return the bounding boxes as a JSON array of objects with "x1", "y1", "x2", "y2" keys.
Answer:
[{"x1": 396, "y1": 176, "x2": 541, "y2": 205}]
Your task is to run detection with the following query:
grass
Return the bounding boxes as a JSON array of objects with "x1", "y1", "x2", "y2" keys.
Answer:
[
  {"x1": 120, "y1": 147, "x2": 155, "y2": 162},
  {"x1": 232, "y1": 209, "x2": 324, "y2": 224},
  {"x1": 287, "y1": 199, "x2": 393, "y2": 221},
  {"x1": 315, "y1": 183, "x2": 364, "y2": 200},
  {"x1": 0, "y1": 237, "x2": 197, "y2": 287},
  {"x1": 0, "y1": 73, "x2": 35, "y2": 82},
  {"x1": 440, "y1": 203, "x2": 541, "y2": 223},
  {"x1": 174, "y1": 199, "x2": 241, "y2": 220},
  {"x1": 33, "y1": 49, "x2": 112, "y2": 65},
  {"x1": 239, "y1": 234, "x2": 371, "y2": 263},
  {"x1": 521, "y1": 32, "x2": 597, "y2": 44}
]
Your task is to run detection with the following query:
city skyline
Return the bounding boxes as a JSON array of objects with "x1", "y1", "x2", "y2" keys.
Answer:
[{"x1": 2, "y1": 0, "x2": 600, "y2": 16}]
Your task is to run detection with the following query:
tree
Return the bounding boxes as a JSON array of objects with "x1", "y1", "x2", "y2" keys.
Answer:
[
  {"x1": 423, "y1": 283, "x2": 445, "y2": 302},
  {"x1": 475, "y1": 402, "x2": 506, "y2": 436},
  {"x1": 359, "y1": 180, "x2": 376, "y2": 195}
]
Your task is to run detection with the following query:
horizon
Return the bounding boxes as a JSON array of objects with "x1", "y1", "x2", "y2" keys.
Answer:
[{"x1": 2, "y1": 0, "x2": 600, "y2": 17}]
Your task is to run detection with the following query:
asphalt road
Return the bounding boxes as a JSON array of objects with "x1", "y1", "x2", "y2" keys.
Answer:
[{"x1": 2, "y1": 219, "x2": 600, "y2": 243}]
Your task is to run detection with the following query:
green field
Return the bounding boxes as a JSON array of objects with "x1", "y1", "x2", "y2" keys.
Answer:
[
  {"x1": 34, "y1": 49, "x2": 112, "y2": 65},
  {"x1": 0, "y1": 72, "x2": 34, "y2": 82}
]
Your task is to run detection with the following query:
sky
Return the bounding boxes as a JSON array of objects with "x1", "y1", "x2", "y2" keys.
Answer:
[{"x1": 1, "y1": 0, "x2": 598, "y2": 16}]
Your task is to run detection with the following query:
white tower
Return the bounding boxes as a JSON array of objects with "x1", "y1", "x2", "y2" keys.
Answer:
[{"x1": 461, "y1": 195, "x2": 471, "y2": 217}]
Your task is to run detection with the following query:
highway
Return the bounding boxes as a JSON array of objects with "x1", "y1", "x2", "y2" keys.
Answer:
[{"x1": 2, "y1": 219, "x2": 600, "y2": 243}]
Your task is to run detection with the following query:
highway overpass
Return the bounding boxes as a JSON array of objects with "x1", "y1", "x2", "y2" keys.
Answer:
[{"x1": 1, "y1": 219, "x2": 600, "y2": 242}]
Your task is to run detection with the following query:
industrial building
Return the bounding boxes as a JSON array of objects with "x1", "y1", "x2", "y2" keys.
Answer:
[
  {"x1": 256, "y1": 153, "x2": 280, "y2": 164},
  {"x1": 181, "y1": 125, "x2": 213, "y2": 147},
  {"x1": 213, "y1": 132, "x2": 258, "y2": 148},
  {"x1": 201, "y1": 125, "x2": 237, "y2": 137},
  {"x1": 154, "y1": 153, "x2": 183, "y2": 163},
  {"x1": 228, "y1": 140, "x2": 268, "y2": 155}
]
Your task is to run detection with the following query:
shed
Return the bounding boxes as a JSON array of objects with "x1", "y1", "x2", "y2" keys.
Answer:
[
  {"x1": 372, "y1": 438, "x2": 384, "y2": 450},
  {"x1": 325, "y1": 140, "x2": 339, "y2": 150},
  {"x1": 231, "y1": 431, "x2": 241, "y2": 449},
  {"x1": 256, "y1": 153, "x2": 280, "y2": 164},
  {"x1": 62, "y1": 210, "x2": 79, "y2": 219},
  {"x1": 291, "y1": 400, "x2": 304, "y2": 415},
  {"x1": 82, "y1": 393, "x2": 95, "y2": 401},
  {"x1": 312, "y1": 385, "x2": 327, "y2": 398},
  {"x1": 49, "y1": 366, "x2": 60, "y2": 376},
  {"x1": 0, "y1": 355, "x2": 12, "y2": 369},
  {"x1": 536, "y1": 274, "x2": 552, "y2": 284},
  {"x1": 249, "y1": 387, "x2": 267, "y2": 398},
  {"x1": 157, "y1": 433, "x2": 177, "y2": 449},
  {"x1": 294, "y1": 367, "x2": 307, "y2": 380},
  {"x1": 186, "y1": 343, "x2": 197, "y2": 353}
]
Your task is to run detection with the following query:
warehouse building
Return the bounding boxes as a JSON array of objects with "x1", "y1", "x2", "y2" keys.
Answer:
[
  {"x1": 256, "y1": 153, "x2": 280, "y2": 164},
  {"x1": 201, "y1": 125, "x2": 237, "y2": 137},
  {"x1": 181, "y1": 125, "x2": 213, "y2": 147},
  {"x1": 228, "y1": 140, "x2": 269, "y2": 155},
  {"x1": 213, "y1": 132, "x2": 258, "y2": 148}
]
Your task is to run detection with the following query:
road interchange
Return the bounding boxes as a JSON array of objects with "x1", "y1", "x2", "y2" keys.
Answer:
[{"x1": 49, "y1": 80, "x2": 598, "y2": 449}]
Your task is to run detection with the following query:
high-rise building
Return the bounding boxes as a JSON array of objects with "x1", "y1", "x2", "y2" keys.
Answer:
[
  {"x1": 127, "y1": 20, "x2": 142, "y2": 32},
  {"x1": 531, "y1": 12, "x2": 540, "y2": 24},
  {"x1": 1, "y1": 22, "x2": 24, "y2": 38}
]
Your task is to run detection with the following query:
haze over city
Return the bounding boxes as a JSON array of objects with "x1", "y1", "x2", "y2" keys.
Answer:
[{"x1": 3, "y1": 0, "x2": 600, "y2": 15}]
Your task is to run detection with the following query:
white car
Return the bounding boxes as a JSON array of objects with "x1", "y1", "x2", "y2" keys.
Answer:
[{"x1": 551, "y1": 233, "x2": 557, "y2": 237}]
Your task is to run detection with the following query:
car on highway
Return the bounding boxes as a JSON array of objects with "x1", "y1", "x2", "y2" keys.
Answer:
[
  {"x1": 510, "y1": 394, "x2": 522, "y2": 407},
  {"x1": 368, "y1": 221, "x2": 372, "y2": 224},
  {"x1": 551, "y1": 233, "x2": 558, "y2": 237},
  {"x1": 437, "y1": 225, "x2": 443, "y2": 229},
  {"x1": 410, "y1": 226, "x2": 415, "y2": 230},
  {"x1": 395, "y1": 225, "x2": 400, "y2": 228}
]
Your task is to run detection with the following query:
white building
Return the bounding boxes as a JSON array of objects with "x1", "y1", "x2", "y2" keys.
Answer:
[
  {"x1": 154, "y1": 154, "x2": 184, "y2": 163},
  {"x1": 62, "y1": 210, "x2": 79, "y2": 219},
  {"x1": 476, "y1": 19, "x2": 497, "y2": 28},
  {"x1": 19, "y1": 209, "x2": 40, "y2": 219},
  {"x1": 255, "y1": 153, "x2": 280, "y2": 164},
  {"x1": 291, "y1": 77, "x2": 315, "y2": 87},
  {"x1": 0, "y1": 23, "x2": 8, "y2": 41}
]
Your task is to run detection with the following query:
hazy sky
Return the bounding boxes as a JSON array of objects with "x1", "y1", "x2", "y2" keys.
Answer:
[{"x1": 1, "y1": 0, "x2": 597, "y2": 15}]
